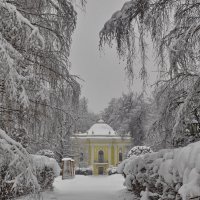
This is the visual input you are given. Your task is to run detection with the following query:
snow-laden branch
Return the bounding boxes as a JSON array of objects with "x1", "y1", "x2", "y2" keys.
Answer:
[
  {"x1": 100, "y1": 0, "x2": 200, "y2": 82},
  {"x1": 172, "y1": 76, "x2": 200, "y2": 140},
  {"x1": 0, "y1": 0, "x2": 45, "y2": 49}
]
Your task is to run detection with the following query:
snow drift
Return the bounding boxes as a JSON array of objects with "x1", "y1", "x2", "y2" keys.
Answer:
[{"x1": 118, "y1": 142, "x2": 200, "y2": 200}]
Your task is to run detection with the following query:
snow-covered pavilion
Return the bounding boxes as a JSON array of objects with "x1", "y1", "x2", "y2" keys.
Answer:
[{"x1": 72, "y1": 119, "x2": 131, "y2": 175}]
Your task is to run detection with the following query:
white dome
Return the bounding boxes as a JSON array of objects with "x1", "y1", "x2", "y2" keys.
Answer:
[{"x1": 87, "y1": 120, "x2": 115, "y2": 136}]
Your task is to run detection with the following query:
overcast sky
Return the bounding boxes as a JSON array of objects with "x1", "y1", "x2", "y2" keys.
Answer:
[{"x1": 70, "y1": 0, "x2": 156, "y2": 113}]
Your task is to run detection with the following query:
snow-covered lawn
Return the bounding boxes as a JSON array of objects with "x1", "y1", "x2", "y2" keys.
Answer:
[{"x1": 42, "y1": 174, "x2": 138, "y2": 200}]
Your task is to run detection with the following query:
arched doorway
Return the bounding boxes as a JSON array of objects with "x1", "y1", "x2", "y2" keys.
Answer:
[
  {"x1": 98, "y1": 150, "x2": 104, "y2": 163},
  {"x1": 98, "y1": 167, "x2": 104, "y2": 175},
  {"x1": 119, "y1": 149, "x2": 123, "y2": 162}
]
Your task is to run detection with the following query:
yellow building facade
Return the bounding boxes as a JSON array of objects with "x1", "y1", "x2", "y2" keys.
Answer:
[{"x1": 73, "y1": 120, "x2": 131, "y2": 175}]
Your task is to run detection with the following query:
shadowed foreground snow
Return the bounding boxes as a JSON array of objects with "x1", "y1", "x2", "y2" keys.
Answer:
[{"x1": 42, "y1": 174, "x2": 138, "y2": 200}]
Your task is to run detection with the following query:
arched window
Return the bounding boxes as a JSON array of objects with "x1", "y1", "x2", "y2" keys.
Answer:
[
  {"x1": 98, "y1": 150, "x2": 104, "y2": 163},
  {"x1": 119, "y1": 151, "x2": 123, "y2": 162}
]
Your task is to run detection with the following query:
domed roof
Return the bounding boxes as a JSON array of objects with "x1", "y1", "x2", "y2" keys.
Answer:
[{"x1": 87, "y1": 119, "x2": 115, "y2": 136}]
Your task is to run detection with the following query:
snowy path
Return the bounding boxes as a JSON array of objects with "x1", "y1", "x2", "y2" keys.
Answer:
[{"x1": 42, "y1": 174, "x2": 138, "y2": 200}]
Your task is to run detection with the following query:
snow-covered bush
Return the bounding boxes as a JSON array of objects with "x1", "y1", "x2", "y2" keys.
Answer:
[
  {"x1": 32, "y1": 155, "x2": 60, "y2": 190},
  {"x1": 0, "y1": 129, "x2": 40, "y2": 199},
  {"x1": 119, "y1": 141, "x2": 200, "y2": 200},
  {"x1": 118, "y1": 146, "x2": 153, "y2": 176},
  {"x1": 107, "y1": 167, "x2": 118, "y2": 175},
  {"x1": 127, "y1": 146, "x2": 153, "y2": 158},
  {"x1": 36, "y1": 149, "x2": 55, "y2": 158},
  {"x1": 0, "y1": 128, "x2": 60, "y2": 199}
]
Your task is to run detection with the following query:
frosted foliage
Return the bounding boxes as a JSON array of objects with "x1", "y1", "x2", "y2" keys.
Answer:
[
  {"x1": 100, "y1": 0, "x2": 200, "y2": 81},
  {"x1": 0, "y1": 0, "x2": 83, "y2": 159},
  {"x1": 0, "y1": 0, "x2": 44, "y2": 104},
  {"x1": 127, "y1": 146, "x2": 153, "y2": 158},
  {"x1": 0, "y1": 0, "x2": 83, "y2": 198},
  {"x1": 36, "y1": 149, "x2": 55, "y2": 158},
  {"x1": 32, "y1": 155, "x2": 61, "y2": 177},
  {"x1": 32, "y1": 155, "x2": 60, "y2": 190},
  {"x1": 117, "y1": 158, "x2": 132, "y2": 174},
  {"x1": 100, "y1": 0, "x2": 200, "y2": 149},
  {"x1": 124, "y1": 174, "x2": 135, "y2": 191},
  {"x1": 0, "y1": 129, "x2": 61, "y2": 199},
  {"x1": 0, "y1": 33, "x2": 25, "y2": 102},
  {"x1": 102, "y1": 93, "x2": 147, "y2": 145},
  {"x1": 0, "y1": 129, "x2": 39, "y2": 199},
  {"x1": 119, "y1": 141, "x2": 200, "y2": 200},
  {"x1": 0, "y1": 0, "x2": 44, "y2": 48}
]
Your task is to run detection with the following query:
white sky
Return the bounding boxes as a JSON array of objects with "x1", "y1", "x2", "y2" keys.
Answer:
[{"x1": 70, "y1": 0, "x2": 156, "y2": 113}]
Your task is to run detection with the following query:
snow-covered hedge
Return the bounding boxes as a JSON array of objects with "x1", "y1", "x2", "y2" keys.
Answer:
[
  {"x1": 0, "y1": 129, "x2": 40, "y2": 199},
  {"x1": 118, "y1": 146, "x2": 153, "y2": 175},
  {"x1": 118, "y1": 142, "x2": 200, "y2": 200},
  {"x1": 32, "y1": 155, "x2": 60, "y2": 190}
]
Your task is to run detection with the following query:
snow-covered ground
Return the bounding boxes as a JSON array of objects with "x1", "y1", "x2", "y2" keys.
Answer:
[{"x1": 42, "y1": 174, "x2": 138, "y2": 200}]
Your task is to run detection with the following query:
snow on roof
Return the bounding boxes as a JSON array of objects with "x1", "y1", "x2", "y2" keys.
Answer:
[
  {"x1": 73, "y1": 120, "x2": 131, "y2": 139},
  {"x1": 87, "y1": 119, "x2": 116, "y2": 136},
  {"x1": 62, "y1": 158, "x2": 74, "y2": 161}
]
